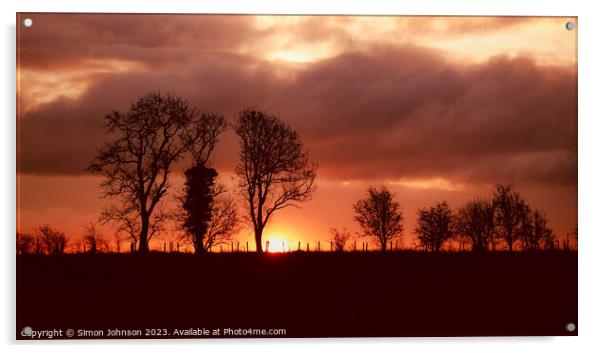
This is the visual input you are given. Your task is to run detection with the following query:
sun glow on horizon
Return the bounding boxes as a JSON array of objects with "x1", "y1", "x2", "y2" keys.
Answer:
[{"x1": 263, "y1": 235, "x2": 290, "y2": 253}]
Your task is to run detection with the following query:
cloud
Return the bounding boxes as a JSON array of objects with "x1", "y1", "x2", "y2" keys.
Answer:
[
  {"x1": 281, "y1": 48, "x2": 577, "y2": 185},
  {"x1": 18, "y1": 16, "x2": 576, "y2": 188},
  {"x1": 18, "y1": 14, "x2": 258, "y2": 70}
]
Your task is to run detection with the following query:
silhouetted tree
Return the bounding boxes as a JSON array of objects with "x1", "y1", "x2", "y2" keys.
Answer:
[
  {"x1": 181, "y1": 165, "x2": 216, "y2": 253},
  {"x1": 204, "y1": 196, "x2": 240, "y2": 250},
  {"x1": 353, "y1": 186, "x2": 403, "y2": 252},
  {"x1": 521, "y1": 209, "x2": 554, "y2": 251},
  {"x1": 89, "y1": 92, "x2": 219, "y2": 253},
  {"x1": 179, "y1": 112, "x2": 231, "y2": 254},
  {"x1": 570, "y1": 226, "x2": 578, "y2": 249},
  {"x1": 82, "y1": 223, "x2": 109, "y2": 254},
  {"x1": 329, "y1": 227, "x2": 352, "y2": 252},
  {"x1": 37, "y1": 225, "x2": 68, "y2": 255},
  {"x1": 454, "y1": 199, "x2": 495, "y2": 252},
  {"x1": 492, "y1": 184, "x2": 530, "y2": 252},
  {"x1": 16, "y1": 232, "x2": 36, "y2": 255},
  {"x1": 234, "y1": 109, "x2": 317, "y2": 253},
  {"x1": 99, "y1": 203, "x2": 166, "y2": 251},
  {"x1": 83, "y1": 225, "x2": 98, "y2": 254},
  {"x1": 183, "y1": 112, "x2": 228, "y2": 166},
  {"x1": 542, "y1": 232, "x2": 558, "y2": 250},
  {"x1": 415, "y1": 201, "x2": 454, "y2": 252},
  {"x1": 113, "y1": 232, "x2": 126, "y2": 253}
]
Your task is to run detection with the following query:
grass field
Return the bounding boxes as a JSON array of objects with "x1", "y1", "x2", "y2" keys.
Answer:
[{"x1": 16, "y1": 251, "x2": 577, "y2": 339}]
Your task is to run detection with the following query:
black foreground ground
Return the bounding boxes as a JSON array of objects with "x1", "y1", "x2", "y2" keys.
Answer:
[{"x1": 16, "y1": 251, "x2": 577, "y2": 339}]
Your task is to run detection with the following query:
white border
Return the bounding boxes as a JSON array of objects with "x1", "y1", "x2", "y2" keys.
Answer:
[{"x1": 2, "y1": 1, "x2": 601, "y2": 352}]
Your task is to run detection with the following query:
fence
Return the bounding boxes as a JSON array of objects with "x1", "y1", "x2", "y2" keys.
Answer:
[
  {"x1": 33, "y1": 236, "x2": 575, "y2": 255},
  {"x1": 133, "y1": 237, "x2": 573, "y2": 253}
]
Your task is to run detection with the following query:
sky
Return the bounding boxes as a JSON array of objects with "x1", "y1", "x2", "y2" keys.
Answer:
[{"x1": 17, "y1": 14, "x2": 578, "y2": 251}]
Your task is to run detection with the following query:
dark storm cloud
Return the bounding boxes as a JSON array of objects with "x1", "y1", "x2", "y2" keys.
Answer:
[
  {"x1": 18, "y1": 52, "x2": 281, "y2": 174},
  {"x1": 18, "y1": 14, "x2": 259, "y2": 69},
  {"x1": 18, "y1": 15, "x2": 576, "y2": 187}
]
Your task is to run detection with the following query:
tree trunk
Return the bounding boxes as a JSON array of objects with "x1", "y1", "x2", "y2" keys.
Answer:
[
  {"x1": 138, "y1": 217, "x2": 150, "y2": 253},
  {"x1": 507, "y1": 237, "x2": 514, "y2": 252},
  {"x1": 194, "y1": 236, "x2": 206, "y2": 254},
  {"x1": 254, "y1": 227, "x2": 263, "y2": 254},
  {"x1": 380, "y1": 239, "x2": 387, "y2": 253}
]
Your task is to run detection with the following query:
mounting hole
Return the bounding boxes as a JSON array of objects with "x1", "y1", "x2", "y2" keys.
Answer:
[
  {"x1": 23, "y1": 18, "x2": 33, "y2": 27},
  {"x1": 565, "y1": 21, "x2": 575, "y2": 31},
  {"x1": 21, "y1": 326, "x2": 32, "y2": 336},
  {"x1": 565, "y1": 322, "x2": 576, "y2": 332}
]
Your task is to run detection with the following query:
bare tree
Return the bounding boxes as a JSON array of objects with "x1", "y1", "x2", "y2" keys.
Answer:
[
  {"x1": 82, "y1": 223, "x2": 110, "y2": 254},
  {"x1": 353, "y1": 186, "x2": 404, "y2": 252},
  {"x1": 89, "y1": 92, "x2": 212, "y2": 253},
  {"x1": 83, "y1": 224, "x2": 99, "y2": 254},
  {"x1": 541, "y1": 225, "x2": 558, "y2": 250},
  {"x1": 37, "y1": 225, "x2": 68, "y2": 255},
  {"x1": 113, "y1": 232, "x2": 126, "y2": 253},
  {"x1": 204, "y1": 196, "x2": 240, "y2": 251},
  {"x1": 415, "y1": 201, "x2": 454, "y2": 252},
  {"x1": 569, "y1": 226, "x2": 578, "y2": 250},
  {"x1": 454, "y1": 199, "x2": 495, "y2": 252},
  {"x1": 492, "y1": 184, "x2": 530, "y2": 252},
  {"x1": 234, "y1": 109, "x2": 317, "y2": 253},
  {"x1": 329, "y1": 227, "x2": 351, "y2": 252},
  {"x1": 183, "y1": 112, "x2": 228, "y2": 165},
  {"x1": 521, "y1": 209, "x2": 554, "y2": 251},
  {"x1": 16, "y1": 233, "x2": 36, "y2": 255},
  {"x1": 99, "y1": 203, "x2": 167, "y2": 252}
]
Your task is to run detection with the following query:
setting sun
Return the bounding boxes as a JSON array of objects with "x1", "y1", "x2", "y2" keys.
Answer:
[{"x1": 264, "y1": 236, "x2": 289, "y2": 253}]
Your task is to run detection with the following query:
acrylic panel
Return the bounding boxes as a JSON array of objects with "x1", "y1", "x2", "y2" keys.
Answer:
[{"x1": 16, "y1": 13, "x2": 578, "y2": 339}]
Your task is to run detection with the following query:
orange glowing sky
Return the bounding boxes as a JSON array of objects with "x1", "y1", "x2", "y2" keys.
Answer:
[{"x1": 17, "y1": 14, "x2": 577, "y2": 251}]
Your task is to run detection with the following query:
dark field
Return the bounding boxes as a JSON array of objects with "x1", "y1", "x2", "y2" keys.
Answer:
[{"x1": 16, "y1": 251, "x2": 577, "y2": 339}]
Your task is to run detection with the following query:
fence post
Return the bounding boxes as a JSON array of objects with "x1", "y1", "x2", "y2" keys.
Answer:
[
  {"x1": 220, "y1": 245, "x2": 222, "y2": 253},
  {"x1": 317, "y1": 241, "x2": 320, "y2": 252},
  {"x1": 282, "y1": 241, "x2": 285, "y2": 252},
  {"x1": 353, "y1": 241, "x2": 356, "y2": 252},
  {"x1": 163, "y1": 242, "x2": 166, "y2": 252},
  {"x1": 266, "y1": 241, "x2": 270, "y2": 253},
  {"x1": 307, "y1": 242, "x2": 309, "y2": 252},
  {"x1": 330, "y1": 242, "x2": 333, "y2": 252},
  {"x1": 298, "y1": 241, "x2": 301, "y2": 251},
  {"x1": 246, "y1": 241, "x2": 249, "y2": 252},
  {"x1": 177, "y1": 242, "x2": 180, "y2": 252}
]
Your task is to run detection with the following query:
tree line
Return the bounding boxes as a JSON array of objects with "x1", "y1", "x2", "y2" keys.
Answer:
[
  {"x1": 328, "y1": 184, "x2": 569, "y2": 253},
  {"x1": 19, "y1": 92, "x2": 316, "y2": 255},
  {"x1": 16, "y1": 91, "x2": 574, "y2": 255},
  {"x1": 17, "y1": 223, "x2": 112, "y2": 255}
]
